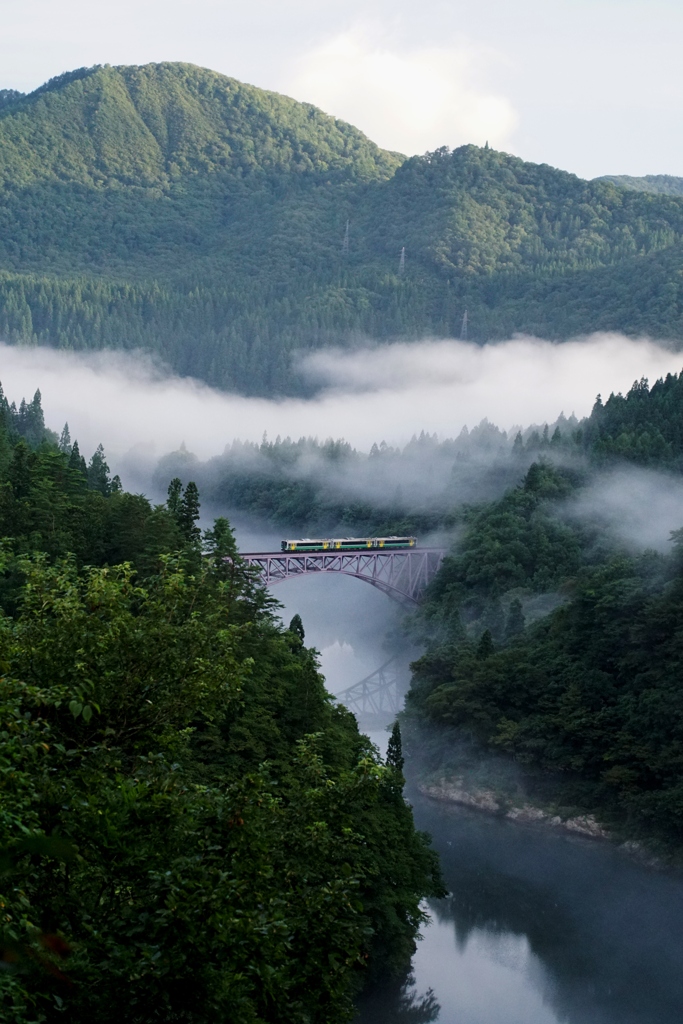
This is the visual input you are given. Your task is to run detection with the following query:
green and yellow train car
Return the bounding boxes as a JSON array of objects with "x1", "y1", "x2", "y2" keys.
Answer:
[{"x1": 280, "y1": 536, "x2": 417, "y2": 552}]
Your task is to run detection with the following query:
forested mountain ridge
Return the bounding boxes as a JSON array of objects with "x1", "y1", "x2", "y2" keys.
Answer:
[
  {"x1": 596, "y1": 174, "x2": 683, "y2": 197},
  {"x1": 401, "y1": 377, "x2": 683, "y2": 853},
  {"x1": 0, "y1": 63, "x2": 399, "y2": 188},
  {"x1": 2, "y1": 63, "x2": 683, "y2": 392}
]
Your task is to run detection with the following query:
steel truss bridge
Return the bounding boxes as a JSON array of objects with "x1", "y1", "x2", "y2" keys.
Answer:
[
  {"x1": 241, "y1": 548, "x2": 446, "y2": 607},
  {"x1": 335, "y1": 657, "x2": 403, "y2": 717}
]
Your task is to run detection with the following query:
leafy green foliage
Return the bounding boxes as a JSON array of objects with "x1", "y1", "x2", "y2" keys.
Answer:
[
  {"x1": 0, "y1": 386, "x2": 443, "y2": 1021},
  {"x1": 418, "y1": 462, "x2": 583, "y2": 641},
  {"x1": 409, "y1": 549, "x2": 683, "y2": 847}
]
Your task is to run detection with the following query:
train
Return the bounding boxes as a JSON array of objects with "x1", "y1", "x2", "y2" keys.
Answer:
[{"x1": 280, "y1": 536, "x2": 417, "y2": 552}]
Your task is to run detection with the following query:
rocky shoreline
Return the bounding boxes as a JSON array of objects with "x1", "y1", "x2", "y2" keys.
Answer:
[{"x1": 418, "y1": 776, "x2": 611, "y2": 840}]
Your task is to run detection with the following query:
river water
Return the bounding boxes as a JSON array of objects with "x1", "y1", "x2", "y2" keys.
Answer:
[{"x1": 357, "y1": 734, "x2": 683, "y2": 1024}]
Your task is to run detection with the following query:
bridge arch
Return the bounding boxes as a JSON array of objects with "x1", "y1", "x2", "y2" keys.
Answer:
[{"x1": 241, "y1": 548, "x2": 446, "y2": 607}]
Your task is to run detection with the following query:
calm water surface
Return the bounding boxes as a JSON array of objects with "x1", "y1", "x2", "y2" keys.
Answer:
[{"x1": 357, "y1": 732, "x2": 683, "y2": 1024}]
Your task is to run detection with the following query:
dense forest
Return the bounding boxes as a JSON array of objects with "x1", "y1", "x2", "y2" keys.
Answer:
[
  {"x1": 152, "y1": 426, "x2": 525, "y2": 536},
  {"x1": 597, "y1": 174, "x2": 683, "y2": 197},
  {"x1": 0, "y1": 386, "x2": 443, "y2": 1023},
  {"x1": 399, "y1": 373, "x2": 683, "y2": 851},
  {"x1": 1, "y1": 63, "x2": 683, "y2": 394}
]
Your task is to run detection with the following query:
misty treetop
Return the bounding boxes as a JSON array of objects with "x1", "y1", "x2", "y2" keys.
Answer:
[
  {"x1": 0, "y1": 385, "x2": 164, "y2": 569},
  {"x1": 153, "y1": 424, "x2": 532, "y2": 536},
  {"x1": 585, "y1": 371, "x2": 683, "y2": 467},
  {"x1": 152, "y1": 369, "x2": 683, "y2": 537},
  {"x1": 596, "y1": 174, "x2": 683, "y2": 197},
  {"x1": 1, "y1": 63, "x2": 683, "y2": 393},
  {"x1": 407, "y1": 539, "x2": 683, "y2": 850}
]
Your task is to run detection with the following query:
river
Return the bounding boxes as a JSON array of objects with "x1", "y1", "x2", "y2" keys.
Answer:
[{"x1": 357, "y1": 732, "x2": 683, "y2": 1024}]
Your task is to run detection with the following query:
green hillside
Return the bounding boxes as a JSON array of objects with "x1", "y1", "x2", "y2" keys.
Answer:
[
  {"x1": 2, "y1": 63, "x2": 683, "y2": 393},
  {"x1": 405, "y1": 380, "x2": 683, "y2": 851},
  {"x1": 596, "y1": 174, "x2": 683, "y2": 197}
]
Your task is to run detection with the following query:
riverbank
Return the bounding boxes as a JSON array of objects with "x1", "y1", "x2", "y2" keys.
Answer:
[
  {"x1": 415, "y1": 772, "x2": 671, "y2": 870},
  {"x1": 356, "y1": 783, "x2": 683, "y2": 1024},
  {"x1": 419, "y1": 775, "x2": 610, "y2": 839}
]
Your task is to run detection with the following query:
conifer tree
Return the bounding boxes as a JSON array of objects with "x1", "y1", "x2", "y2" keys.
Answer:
[
  {"x1": 9, "y1": 440, "x2": 32, "y2": 499},
  {"x1": 386, "y1": 721, "x2": 404, "y2": 774},
  {"x1": 68, "y1": 440, "x2": 88, "y2": 479},
  {"x1": 87, "y1": 443, "x2": 111, "y2": 495},
  {"x1": 167, "y1": 477, "x2": 182, "y2": 518},
  {"x1": 289, "y1": 613, "x2": 305, "y2": 642},
  {"x1": 15, "y1": 389, "x2": 46, "y2": 447},
  {"x1": 179, "y1": 481, "x2": 201, "y2": 543},
  {"x1": 59, "y1": 422, "x2": 72, "y2": 453}
]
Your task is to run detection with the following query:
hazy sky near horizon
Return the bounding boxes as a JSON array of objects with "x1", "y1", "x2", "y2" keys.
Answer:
[{"x1": 2, "y1": 0, "x2": 682, "y2": 180}]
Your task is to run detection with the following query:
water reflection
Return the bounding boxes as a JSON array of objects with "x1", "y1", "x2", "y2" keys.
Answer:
[
  {"x1": 357, "y1": 793, "x2": 683, "y2": 1024},
  {"x1": 356, "y1": 972, "x2": 440, "y2": 1024}
]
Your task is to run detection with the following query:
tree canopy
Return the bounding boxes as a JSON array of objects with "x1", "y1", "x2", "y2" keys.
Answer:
[
  {"x1": 0, "y1": 385, "x2": 443, "y2": 1022},
  {"x1": 400, "y1": 380, "x2": 683, "y2": 851}
]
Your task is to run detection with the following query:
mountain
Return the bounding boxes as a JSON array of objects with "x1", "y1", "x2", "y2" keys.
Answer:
[
  {"x1": 2, "y1": 62, "x2": 683, "y2": 393},
  {"x1": 0, "y1": 63, "x2": 398, "y2": 187},
  {"x1": 596, "y1": 174, "x2": 683, "y2": 197}
]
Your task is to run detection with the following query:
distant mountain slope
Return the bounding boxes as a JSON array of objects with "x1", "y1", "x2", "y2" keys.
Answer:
[
  {"x1": 596, "y1": 174, "x2": 683, "y2": 197},
  {"x1": 1, "y1": 62, "x2": 683, "y2": 393}
]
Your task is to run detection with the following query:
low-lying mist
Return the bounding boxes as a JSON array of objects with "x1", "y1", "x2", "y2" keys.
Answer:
[
  {"x1": 570, "y1": 467, "x2": 683, "y2": 552},
  {"x1": 3, "y1": 333, "x2": 682, "y2": 699},
  {"x1": 1, "y1": 334, "x2": 680, "y2": 481}
]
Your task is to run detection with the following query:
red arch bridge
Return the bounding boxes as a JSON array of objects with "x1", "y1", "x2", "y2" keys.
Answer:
[{"x1": 241, "y1": 548, "x2": 447, "y2": 607}]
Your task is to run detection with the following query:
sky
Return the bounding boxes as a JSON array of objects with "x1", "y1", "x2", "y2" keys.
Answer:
[{"x1": 1, "y1": 0, "x2": 682, "y2": 179}]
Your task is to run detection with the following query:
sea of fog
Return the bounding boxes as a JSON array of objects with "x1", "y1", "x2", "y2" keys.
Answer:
[{"x1": 0, "y1": 333, "x2": 680, "y2": 469}]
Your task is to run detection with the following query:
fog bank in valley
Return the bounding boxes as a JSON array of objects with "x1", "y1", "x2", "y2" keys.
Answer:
[
  {"x1": 3, "y1": 333, "x2": 681, "y2": 693},
  {"x1": 0, "y1": 334, "x2": 680, "y2": 481}
]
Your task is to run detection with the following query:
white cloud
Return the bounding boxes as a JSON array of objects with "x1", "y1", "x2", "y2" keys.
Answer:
[{"x1": 285, "y1": 29, "x2": 518, "y2": 155}]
